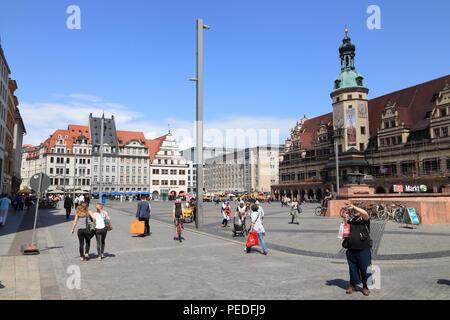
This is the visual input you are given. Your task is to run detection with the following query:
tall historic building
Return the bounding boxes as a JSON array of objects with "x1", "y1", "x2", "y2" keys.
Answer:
[
  {"x1": 148, "y1": 132, "x2": 188, "y2": 200},
  {"x1": 272, "y1": 30, "x2": 450, "y2": 201},
  {"x1": 21, "y1": 116, "x2": 188, "y2": 199},
  {"x1": 0, "y1": 45, "x2": 27, "y2": 194}
]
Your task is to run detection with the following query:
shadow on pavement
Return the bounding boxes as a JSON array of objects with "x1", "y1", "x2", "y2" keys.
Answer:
[
  {"x1": 437, "y1": 279, "x2": 450, "y2": 286},
  {"x1": 0, "y1": 207, "x2": 71, "y2": 237},
  {"x1": 0, "y1": 282, "x2": 4, "y2": 289},
  {"x1": 325, "y1": 279, "x2": 349, "y2": 290}
]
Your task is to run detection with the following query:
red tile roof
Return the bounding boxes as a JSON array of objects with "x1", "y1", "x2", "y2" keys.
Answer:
[
  {"x1": 367, "y1": 74, "x2": 450, "y2": 137},
  {"x1": 297, "y1": 74, "x2": 450, "y2": 148},
  {"x1": 145, "y1": 135, "x2": 167, "y2": 161},
  {"x1": 117, "y1": 130, "x2": 146, "y2": 147},
  {"x1": 299, "y1": 113, "x2": 333, "y2": 148}
]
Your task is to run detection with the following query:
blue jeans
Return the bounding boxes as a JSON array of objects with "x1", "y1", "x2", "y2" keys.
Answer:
[
  {"x1": 258, "y1": 232, "x2": 268, "y2": 254},
  {"x1": 346, "y1": 248, "x2": 372, "y2": 288}
]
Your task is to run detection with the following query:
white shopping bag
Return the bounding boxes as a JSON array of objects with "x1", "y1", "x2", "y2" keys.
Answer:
[{"x1": 337, "y1": 222, "x2": 344, "y2": 240}]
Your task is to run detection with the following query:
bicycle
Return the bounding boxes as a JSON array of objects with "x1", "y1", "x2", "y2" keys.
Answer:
[
  {"x1": 315, "y1": 205, "x2": 328, "y2": 216},
  {"x1": 174, "y1": 218, "x2": 183, "y2": 243},
  {"x1": 391, "y1": 203, "x2": 406, "y2": 223}
]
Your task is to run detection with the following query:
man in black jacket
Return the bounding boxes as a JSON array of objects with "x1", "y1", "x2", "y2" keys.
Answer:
[
  {"x1": 136, "y1": 197, "x2": 151, "y2": 236},
  {"x1": 341, "y1": 203, "x2": 372, "y2": 297},
  {"x1": 64, "y1": 196, "x2": 74, "y2": 220}
]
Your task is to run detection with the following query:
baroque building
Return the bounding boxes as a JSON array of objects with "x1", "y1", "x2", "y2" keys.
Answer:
[
  {"x1": 21, "y1": 115, "x2": 188, "y2": 199},
  {"x1": 272, "y1": 30, "x2": 450, "y2": 200}
]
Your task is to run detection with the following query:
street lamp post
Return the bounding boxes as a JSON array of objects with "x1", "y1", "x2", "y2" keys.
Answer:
[
  {"x1": 334, "y1": 127, "x2": 343, "y2": 197},
  {"x1": 191, "y1": 18, "x2": 209, "y2": 230}
]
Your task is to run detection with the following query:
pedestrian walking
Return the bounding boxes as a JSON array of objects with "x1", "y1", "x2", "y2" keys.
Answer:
[
  {"x1": 64, "y1": 195, "x2": 74, "y2": 220},
  {"x1": 246, "y1": 204, "x2": 268, "y2": 255},
  {"x1": 255, "y1": 200, "x2": 265, "y2": 221},
  {"x1": 173, "y1": 199, "x2": 184, "y2": 242},
  {"x1": 25, "y1": 195, "x2": 33, "y2": 212},
  {"x1": 136, "y1": 196, "x2": 151, "y2": 236},
  {"x1": 289, "y1": 199, "x2": 301, "y2": 225},
  {"x1": 71, "y1": 202, "x2": 95, "y2": 261},
  {"x1": 221, "y1": 201, "x2": 231, "y2": 227},
  {"x1": 0, "y1": 194, "x2": 11, "y2": 227},
  {"x1": 90, "y1": 203, "x2": 111, "y2": 261},
  {"x1": 341, "y1": 203, "x2": 372, "y2": 296}
]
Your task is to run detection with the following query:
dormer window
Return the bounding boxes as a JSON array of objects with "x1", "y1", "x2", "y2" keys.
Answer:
[
  {"x1": 441, "y1": 108, "x2": 448, "y2": 117},
  {"x1": 334, "y1": 80, "x2": 341, "y2": 90},
  {"x1": 356, "y1": 76, "x2": 364, "y2": 86}
]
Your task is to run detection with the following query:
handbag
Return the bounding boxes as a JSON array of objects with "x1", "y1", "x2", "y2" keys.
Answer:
[
  {"x1": 246, "y1": 231, "x2": 260, "y2": 248},
  {"x1": 130, "y1": 220, "x2": 145, "y2": 235},
  {"x1": 85, "y1": 216, "x2": 96, "y2": 238},
  {"x1": 102, "y1": 211, "x2": 113, "y2": 231}
]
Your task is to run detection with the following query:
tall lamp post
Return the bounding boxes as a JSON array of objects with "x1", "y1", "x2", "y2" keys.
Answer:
[{"x1": 190, "y1": 18, "x2": 210, "y2": 230}]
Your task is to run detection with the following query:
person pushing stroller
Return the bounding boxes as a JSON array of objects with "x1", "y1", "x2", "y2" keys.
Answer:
[{"x1": 233, "y1": 201, "x2": 248, "y2": 237}]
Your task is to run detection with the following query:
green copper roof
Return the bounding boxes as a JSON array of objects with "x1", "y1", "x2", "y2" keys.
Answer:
[
  {"x1": 333, "y1": 70, "x2": 365, "y2": 92},
  {"x1": 332, "y1": 29, "x2": 367, "y2": 92}
]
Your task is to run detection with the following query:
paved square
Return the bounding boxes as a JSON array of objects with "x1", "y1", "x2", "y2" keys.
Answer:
[{"x1": 1, "y1": 201, "x2": 450, "y2": 300}]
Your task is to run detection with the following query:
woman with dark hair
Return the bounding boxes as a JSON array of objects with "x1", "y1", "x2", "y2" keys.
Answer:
[{"x1": 173, "y1": 199, "x2": 184, "y2": 242}]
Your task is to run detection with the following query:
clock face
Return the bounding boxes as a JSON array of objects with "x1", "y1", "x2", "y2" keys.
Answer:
[{"x1": 358, "y1": 102, "x2": 368, "y2": 118}]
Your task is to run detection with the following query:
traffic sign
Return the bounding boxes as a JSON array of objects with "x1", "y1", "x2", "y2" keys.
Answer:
[{"x1": 29, "y1": 173, "x2": 51, "y2": 193}]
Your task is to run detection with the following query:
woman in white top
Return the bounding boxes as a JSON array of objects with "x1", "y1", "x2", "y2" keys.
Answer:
[
  {"x1": 247, "y1": 204, "x2": 268, "y2": 255},
  {"x1": 90, "y1": 203, "x2": 111, "y2": 261},
  {"x1": 289, "y1": 199, "x2": 300, "y2": 225}
]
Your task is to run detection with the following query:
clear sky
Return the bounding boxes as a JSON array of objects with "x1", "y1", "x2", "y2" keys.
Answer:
[{"x1": 1, "y1": 0, "x2": 449, "y2": 148}]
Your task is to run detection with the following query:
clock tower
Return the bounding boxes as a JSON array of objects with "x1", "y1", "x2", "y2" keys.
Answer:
[{"x1": 331, "y1": 28, "x2": 370, "y2": 152}]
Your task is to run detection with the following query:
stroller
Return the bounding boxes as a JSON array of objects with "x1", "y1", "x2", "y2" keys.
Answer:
[{"x1": 233, "y1": 214, "x2": 247, "y2": 237}]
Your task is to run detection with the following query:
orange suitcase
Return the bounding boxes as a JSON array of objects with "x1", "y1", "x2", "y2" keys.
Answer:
[{"x1": 130, "y1": 220, "x2": 145, "y2": 235}]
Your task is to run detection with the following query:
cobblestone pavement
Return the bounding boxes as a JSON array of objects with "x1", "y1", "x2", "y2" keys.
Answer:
[{"x1": 1, "y1": 201, "x2": 450, "y2": 300}]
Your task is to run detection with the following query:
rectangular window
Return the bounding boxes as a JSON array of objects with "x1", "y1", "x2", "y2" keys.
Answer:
[
  {"x1": 161, "y1": 180, "x2": 168, "y2": 186},
  {"x1": 153, "y1": 169, "x2": 160, "y2": 174},
  {"x1": 434, "y1": 128, "x2": 441, "y2": 138},
  {"x1": 162, "y1": 169, "x2": 168, "y2": 175},
  {"x1": 443, "y1": 127, "x2": 449, "y2": 137},
  {"x1": 359, "y1": 143, "x2": 365, "y2": 150},
  {"x1": 170, "y1": 180, "x2": 177, "y2": 186},
  {"x1": 170, "y1": 170, "x2": 177, "y2": 175},
  {"x1": 153, "y1": 180, "x2": 159, "y2": 185},
  {"x1": 179, "y1": 180, "x2": 185, "y2": 186},
  {"x1": 360, "y1": 126, "x2": 366, "y2": 135}
]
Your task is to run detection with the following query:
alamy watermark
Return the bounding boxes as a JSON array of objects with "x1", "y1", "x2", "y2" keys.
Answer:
[
  {"x1": 367, "y1": 265, "x2": 381, "y2": 289},
  {"x1": 66, "y1": 265, "x2": 81, "y2": 290},
  {"x1": 367, "y1": 5, "x2": 382, "y2": 30},
  {"x1": 66, "y1": 5, "x2": 81, "y2": 30}
]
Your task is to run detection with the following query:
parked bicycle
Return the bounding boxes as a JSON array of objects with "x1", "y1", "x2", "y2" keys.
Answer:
[{"x1": 315, "y1": 205, "x2": 328, "y2": 216}]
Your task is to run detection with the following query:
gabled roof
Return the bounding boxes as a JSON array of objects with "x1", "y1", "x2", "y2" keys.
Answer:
[
  {"x1": 368, "y1": 74, "x2": 450, "y2": 137},
  {"x1": 117, "y1": 130, "x2": 146, "y2": 147},
  {"x1": 295, "y1": 74, "x2": 450, "y2": 148},
  {"x1": 298, "y1": 113, "x2": 333, "y2": 148},
  {"x1": 145, "y1": 135, "x2": 167, "y2": 161}
]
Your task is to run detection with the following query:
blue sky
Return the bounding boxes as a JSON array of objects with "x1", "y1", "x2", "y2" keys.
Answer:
[{"x1": 1, "y1": 0, "x2": 449, "y2": 148}]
